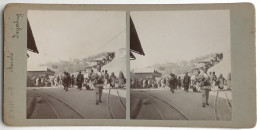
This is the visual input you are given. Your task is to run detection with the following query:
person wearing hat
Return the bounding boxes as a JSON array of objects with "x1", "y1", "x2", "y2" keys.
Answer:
[
  {"x1": 91, "y1": 65, "x2": 104, "y2": 105},
  {"x1": 198, "y1": 67, "x2": 211, "y2": 107}
]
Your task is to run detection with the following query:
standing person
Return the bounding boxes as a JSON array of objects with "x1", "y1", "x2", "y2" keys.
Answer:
[
  {"x1": 62, "y1": 72, "x2": 70, "y2": 91},
  {"x1": 104, "y1": 70, "x2": 110, "y2": 89},
  {"x1": 31, "y1": 77, "x2": 36, "y2": 87},
  {"x1": 148, "y1": 78, "x2": 152, "y2": 88},
  {"x1": 87, "y1": 69, "x2": 95, "y2": 90},
  {"x1": 211, "y1": 72, "x2": 217, "y2": 91},
  {"x1": 161, "y1": 77, "x2": 166, "y2": 89},
  {"x1": 76, "y1": 71, "x2": 84, "y2": 90},
  {"x1": 169, "y1": 74, "x2": 175, "y2": 93},
  {"x1": 157, "y1": 78, "x2": 161, "y2": 88},
  {"x1": 151, "y1": 76, "x2": 156, "y2": 88},
  {"x1": 109, "y1": 72, "x2": 117, "y2": 89},
  {"x1": 190, "y1": 74, "x2": 197, "y2": 92},
  {"x1": 57, "y1": 75, "x2": 60, "y2": 86},
  {"x1": 227, "y1": 73, "x2": 231, "y2": 90},
  {"x1": 183, "y1": 73, "x2": 191, "y2": 92},
  {"x1": 177, "y1": 76, "x2": 182, "y2": 90},
  {"x1": 217, "y1": 74, "x2": 226, "y2": 91},
  {"x1": 130, "y1": 78, "x2": 135, "y2": 88},
  {"x1": 198, "y1": 68, "x2": 211, "y2": 107},
  {"x1": 166, "y1": 77, "x2": 170, "y2": 90},
  {"x1": 54, "y1": 76, "x2": 58, "y2": 86},
  {"x1": 143, "y1": 79, "x2": 147, "y2": 88},
  {"x1": 118, "y1": 71, "x2": 126, "y2": 88},
  {"x1": 208, "y1": 72, "x2": 212, "y2": 91},
  {"x1": 145, "y1": 78, "x2": 149, "y2": 88},
  {"x1": 91, "y1": 66, "x2": 104, "y2": 105},
  {"x1": 71, "y1": 75, "x2": 75, "y2": 88},
  {"x1": 37, "y1": 77, "x2": 41, "y2": 87},
  {"x1": 67, "y1": 72, "x2": 72, "y2": 88},
  {"x1": 36, "y1": 77, "x2": 39, "y2": 87},
  {"x1": 138, "y1": 78, "x2": 142, "y2": 88},
  {"x1": 174, "y1": 75, "x2": 178, "y2": 90}
]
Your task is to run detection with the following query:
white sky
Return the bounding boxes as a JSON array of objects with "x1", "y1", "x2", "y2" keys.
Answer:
[
  {"x1": 27, "y1": 10, "x2": 126, "y2": 69},
  {"x1": 130, "y1": 10, "x2": 230, "y2": 69}
]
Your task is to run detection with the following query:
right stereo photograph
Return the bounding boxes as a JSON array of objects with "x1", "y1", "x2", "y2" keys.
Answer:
[{"x1": 130, "y1": 10, "x2": 232, "y2": 120}]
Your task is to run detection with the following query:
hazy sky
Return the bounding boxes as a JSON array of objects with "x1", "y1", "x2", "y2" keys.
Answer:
[
  {"x1": 130, "y1": 10, "x2": 230, "y2": 69},
  {"x1": 27, "y1": 10, "x2": 126, "y2": 69}
]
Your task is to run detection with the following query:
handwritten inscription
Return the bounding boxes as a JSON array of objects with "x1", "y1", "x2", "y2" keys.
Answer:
[
  {"x1": 12, "y1": 14, "x2": 24, "y2": 39},
  {"x1": 5, "y1": 51, "x2": 14, "y2": 72}
]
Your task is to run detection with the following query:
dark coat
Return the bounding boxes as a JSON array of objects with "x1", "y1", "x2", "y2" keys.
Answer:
[
  {"x1": 183, "y1": 75, "x2": 191, "y2": 85},
  {"x1": 76, "y1": 73, "x2": 84, "y2": 83}
]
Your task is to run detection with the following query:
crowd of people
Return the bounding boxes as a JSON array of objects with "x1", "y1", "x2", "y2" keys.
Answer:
[
  {"x1": 60, "y1": 66, "x2": 126, "y2": 105},
  {"x1": 28, "y1": 65, "x2": 126, "y2": 105},
  {"x1": 131, "y1": 53, "x2": 231, "y2": 107},
  {"x1": 58, "y1": 69, "x2": 126, "y2": 91},
  {"x1": 28, "y1": 74, "x2": 51, "y2": 87},
  {"x1": 131, "y1": 67, "x2": 231, "y2": 107},
  {"x1": 131, "y1": 71, "x2": 230, "y2": 91}
]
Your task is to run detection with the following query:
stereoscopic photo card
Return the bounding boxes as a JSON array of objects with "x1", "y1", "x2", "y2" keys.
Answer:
[{"x1": 3, "y1": 3, "x2": 256, "y2": 128}]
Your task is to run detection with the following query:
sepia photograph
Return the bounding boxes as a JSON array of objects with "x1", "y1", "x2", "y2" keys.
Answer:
[
  {"x1": 3, "y1": 3, "x2": 256, "y2": 127},
  {"x1": 26, "y1": 10, "x2": 126, "y2": 119},
  {"x1": 130, "y1": 10, "x2": 232, "y2": 120}
]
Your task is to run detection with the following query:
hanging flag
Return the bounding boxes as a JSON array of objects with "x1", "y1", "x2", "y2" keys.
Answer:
[{"x1": 130, "y1": 16, "x2": 145, "y2": 56}]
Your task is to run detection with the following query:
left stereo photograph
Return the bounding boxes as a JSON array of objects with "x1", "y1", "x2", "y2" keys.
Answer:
[{"x1": 26, "y1": 10, "x2": 127, "y2": 119}]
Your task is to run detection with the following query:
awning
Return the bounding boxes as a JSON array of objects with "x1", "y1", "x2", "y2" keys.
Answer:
[
  {"x1": 27, "y1": 19, "x2": 39, "y2": 54},
  {"x1": 130, "y1": 16, "x2": 145, "y2": 56}
]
